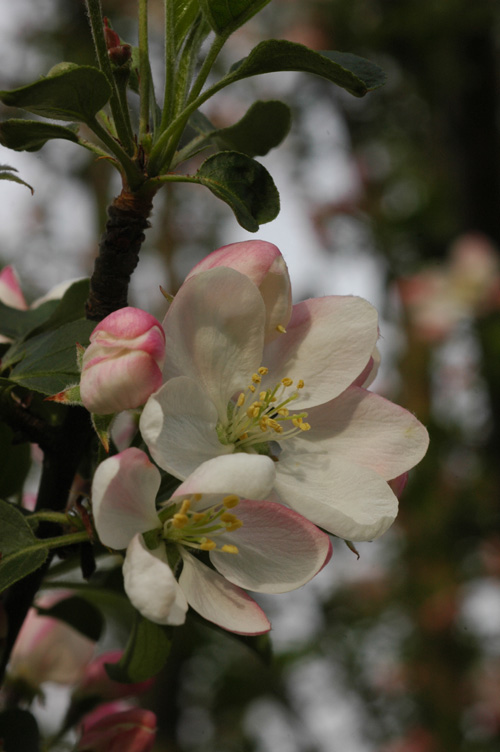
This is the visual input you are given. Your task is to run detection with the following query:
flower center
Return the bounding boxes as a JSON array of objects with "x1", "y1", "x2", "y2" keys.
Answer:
[
  {"x1": 159, "y1": 494, "x2": 243, "y2": 554},
  {"x1": 217, "y1": 367, "x2": 311, "y2": 458}
]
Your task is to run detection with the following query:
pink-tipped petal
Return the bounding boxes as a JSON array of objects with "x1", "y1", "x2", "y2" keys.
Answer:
[
  {"x1": 263, "y1": 295, "x2": 379, "y2": 408},
  {"x1": 186, "y1": 241, "x2": 292, "y2": 341},
  {"x1": 140, "y1": 377, "x2": 231, "y2": 479},
  {"x1": 123, "y1": 536, "x2": 188, "y2": 626},
  {"x1": 211, "y1": 500, "x2": 332, "y2": 593},
  {"x1": 173, "y1": 454, "x2": 276, "y2": 501},
  {"x1": 161, "y1": 268, "x2": 265, "y2": 417},
  {"x1": 92, "y1": 449, "x2": 161, "y2": 550},
  {"x1": 179, "y1": 551, "x2": 271, "y2": 634}
]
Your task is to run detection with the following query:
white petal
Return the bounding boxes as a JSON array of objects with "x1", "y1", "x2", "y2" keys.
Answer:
[
  {"x1": 274, "y1": 449, "x2": 399, "y2": 541},
  {"x1": 302, "y1": 386, "x2": 429, "y2": 479},
  {"x1": 173, "y1": 454, "x2": 276, "y2": 500},
  {"x1": 123, "y1": 536, "x2": 188, "y2": 626},
  {"x1": 263, "y1": 296, "x2": 379, "y2": 408},
  {"x1": 140, "y1": 377, "x2": 231, "y2": 479},
  {"x1": 92, "y1": 449, "x2": 160, "y2": 550},
  {"x1": 179, "y1": 551, "x2": 270, "y2": 634},
  {"x1": 211, "y1": 500, "x2": 331, "y2": 593},
  {"x1": 161, "y1": 268, "x2": 266, "y2": 417}
]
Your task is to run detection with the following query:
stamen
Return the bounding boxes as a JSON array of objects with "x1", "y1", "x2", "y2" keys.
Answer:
[
  {"x1": 276, "y1": 324, "x2": 286, "y2": 334},
  {"x1": 221, "y1": 544, "x2": 239, "y2": 554},
  {"x1": 252, "y1": 373, "x2": 262, "y2": 384},
  {"x1": 200, "y1": 538, "x2": 217, "y2": 551},
  {"x1": 281, "y1": 377, "x2": 293, "y2": 387},
  {"x1": 172, "y1": 513, "x2": 189, "y2": 529},
  {"x1": 223, "y1": 495, "x2": 239, "y2": 508},
  {"x1": 236, "y1": 393, "x2": 245, "y2": 407},
  {"x1": 258, "y1": 367, "x2": 269, "y2": 375}
]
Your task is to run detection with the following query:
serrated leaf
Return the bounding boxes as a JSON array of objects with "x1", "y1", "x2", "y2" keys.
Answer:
[
  {"x1": 0, "y1": 299, "x2": 59, "y2": 341},
  {"x1": 194, "y1": 150, "x2": 279, "y2": 231},
  {"x1": 8, "y1": 319, "x2": 95, "y2": 395},
  {"x1": 37, "y1": 595, "x2": 104, "y2": 642},
  {"x1": 224, "y1": 40, "x2": 386, "y2": 97},
  {"x1": 189, "y1": 100, "x2": 290, "y2": 158},
  {"x1": 0, "y1": 119, "x2": 80, "y2": 152},
  {"x1": 0, "y1": 164, "x2": 33, "y2": 193},
  {"x1": 105, "y1": 613, "x2": 171, "y2": 683},
  {"x1": 199, "y1": 0, "x2": 272, "y2": 35},
  {"x1": 0, "y1": 66, "x2": 112, "y2": 123},
  {"x1": 0, "y1": 709, "x2": 40, "y2": 752},
  {"x1": 0, "y1": 499, "x2": 49, "y2": 594}
]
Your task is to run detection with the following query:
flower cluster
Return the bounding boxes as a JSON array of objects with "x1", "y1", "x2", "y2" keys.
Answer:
[{"x1": 82, "y1": 240, "x2": 429, "y2": 633}]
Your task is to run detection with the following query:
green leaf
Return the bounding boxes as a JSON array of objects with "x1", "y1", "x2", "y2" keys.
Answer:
[
  {"x1": 0, "y1": 423, "x2": 31, "y2": 498},
  {"x1": 30, "y1": 278, "x2": 90, "y2": 336},
  {"x1": 37, "y1": 595, "x2": 104, "y2": 642},
  {"x1": 194, "y1": 151, "x2": 279, "y2": 231},
  {"x1": 0, "y1": 709, "x2": 40, "y2": 752},
  {"x1": 0, "y1": 300, "x2": 59, "y2": 341},
  {"x1": 224, "y1": 40, "x2": 386, "y2": 97},
  {"x1": 0, "y1": 499, "x2": 49, "y2": 594},
  {"x1": 0, "y1": 65, "x2": 112, "y2": 123},
  {"x1": 0, "y1": 119, "x2": 80, "y2": 152},
  {"x1": 199, "y1": 0, "x2": 272, "y2": 35},
  {"x1": 189, "y1": 100, "x2": 291, "y2": 158},
  {"x1": 7, "y1": 318, "x2": 95, "y2": 395},
  {"x1": 0, "y1": 164, "x2": 33, "y2": 193},
  {"x1": 105, "y1": 612, "x2": 171, "y2": 683},
  {"x1": 174, "y1": 0, "x2": 203, "y2": 49}
]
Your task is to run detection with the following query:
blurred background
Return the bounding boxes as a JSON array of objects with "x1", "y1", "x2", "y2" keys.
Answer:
[{"x1": 1, "y1": 1, "x2": 500, "y2": 750}]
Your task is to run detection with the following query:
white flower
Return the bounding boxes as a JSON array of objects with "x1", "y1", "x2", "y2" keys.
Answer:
[
  {"x1": 92, "y1": 448, "x2": 331, "y2": 634},
  {"x1": 140, "y1": 262, "x2": 429, "y2": 542}
]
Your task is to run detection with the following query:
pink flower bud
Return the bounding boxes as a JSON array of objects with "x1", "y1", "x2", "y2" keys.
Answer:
[
  {"x1": 8, "y1": 593, "x2": 95, "y2": 691},
  {"x1": 186, "y1": 241, "x2": 292, "y2": 342},
  {"x1": 0, "y1": 266, "x2": 28, "y2": 310},
  {"x1": 74, "y1": 651, "x2": 155, "y2": 701},
  {"x1": 80, "y1": 307, "x2": 166, "y2": 415},
  {"x1": 78, "y1": 706, "x2": 157, "y2": 752}
]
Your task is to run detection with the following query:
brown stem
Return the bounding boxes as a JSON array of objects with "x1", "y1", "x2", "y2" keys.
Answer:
[{"x1": 85, "y1": 188, "x2": 155, "y2": 321}]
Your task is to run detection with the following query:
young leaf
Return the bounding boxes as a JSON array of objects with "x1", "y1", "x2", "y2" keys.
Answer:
[
  {"x1": 188, "y1": 100, "x2": 291, "y2": 158},
  {"x1": 199, "y1": 0, "x2": 272, "y2": 35},
  {"x1": 221, "y1": 40, "x2": 386, "y2": 98},
  {"x1": 174, "y1": 0, "x2": 203, "y2": 50},
  {"x1": 0, "y1": 164, "x2": 33, "y2": 193},
  {"x1": 0, "y1": 499, "x2": 49, "y2": 594},
  {"x1": 194, "y1": 151, "x2": 279, "y2": 231},
  {"x1": 0, "y1": 66, "x2": 112, "y2": 123},
  {"x1": 0, "y1": 119, "x2": 80, "y2": 152},
  {"x1": 7, "y1": 319, "x2": 95, "y2": 395},
  {"x1": 105, "y1": 613, "x2": 172, "y2": 683}
]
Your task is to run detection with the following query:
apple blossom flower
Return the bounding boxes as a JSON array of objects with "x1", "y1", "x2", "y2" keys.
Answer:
[
  {"x1": 7, "y1": 592, "x2": 95, "y2": 695},
  {"x1": 91, "y1": 448, "x2": 332, "y2": 633},
  {"x1": 77, "y1": 704, "x2": 156, "y2": 752},
  {"x1": 186, "y1": 240, "x2": 292, "y2": 342},
  {"x1": 80, "y1": 307, "x2": 166, "y2": 415},
  {"x1": 140, "y1": 264, "x2": 429, "y2": 542},
  {"x1": 398, "y1": 233, "x2": 500, "y2": 342}
]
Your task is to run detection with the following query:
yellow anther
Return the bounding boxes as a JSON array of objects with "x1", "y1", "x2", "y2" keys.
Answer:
[
  {"x1": 249, "y1": 384, "x2": 256, "y2": 393},
  {"x1": 220, "y1": 512, "x2": 239, "y2": 524},
  {"x1": 179, "y1": 499, "x2": 191, "y2": 515},
  {"x1": 192, "y1": 512, "x2": 207, "y2": 522},
  {"x1": 221, "y1": 544, "x2": 239, "y2": 554},
  {"x1": 223, "y1": 495, "x2": 239, "y2": 508},
  {"x1": 281, "y1": 377, "x2": 293, "y2": 387},
  {"x1": 292, "y1": 417, "x2": 303, "y2": 428},
  {"x1": 252, "y1": 373, "x2": 262, "y2": 384},
  {"x1": 297, "y1": 379, "x2": 305, "y2": 389},
  {"x1": 300, "y1": 422, "x2": 311, "y2": 431},
  {"x1": 276, "y1": 324, "x2": 287, "y2": 334},
  {"x1": 225, "y1": 520, "x2": 243, "y2": 532},
  {"x1": 259, "y1": 391, "x2": 268, "y2": 401},
  {"x1": 258, "y1": 367, "x2": 269, "y2": 375},
  {"x1": 193, "y1": 493, "x2": 202, "y2": 501},
  {"x1": 172, "y1": 513, "x2": 189, "y2": 529},
  {"x1": 236, "y1": 392, "x2": 245, "y2": 407},
  {"x1": 238, "y1": 432, "x2": 248, "y2": 441},
  {"x1": 200, "y1": 538, "x2": 217, "y2": 551},
  {"x1": 278, "y1": 407, "x2": 289, "y2": 416}
]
